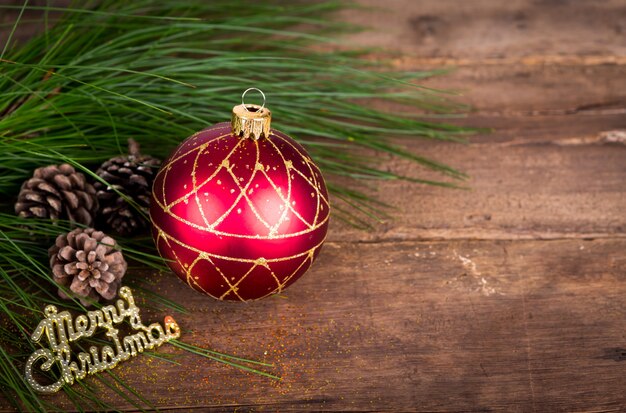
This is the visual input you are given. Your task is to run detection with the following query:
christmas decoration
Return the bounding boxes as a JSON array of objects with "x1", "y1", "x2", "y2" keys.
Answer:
[
  {"x1": 0, "y1": 0, "x2": 469, "y2": 408},
  {"x1": 49, "y1": 227, "x2": 127, "y2": 306},
  {"x1": 94, "y1": 139, "x2": 161, "y2": 236},
  {"x1": 25, "y1": 286, "x2": 180, "y2": 394},
  {"x1": 150, "y1": 90, "x2": 330, "y2": 301},
  {"x1": 15, "y1": 164, "x2": 98, "y2": 226}
]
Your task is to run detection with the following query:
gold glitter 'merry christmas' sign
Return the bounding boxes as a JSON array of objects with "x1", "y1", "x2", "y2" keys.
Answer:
[{"x1": 24, "y1": 286, "x2": 180, "y2": 394}]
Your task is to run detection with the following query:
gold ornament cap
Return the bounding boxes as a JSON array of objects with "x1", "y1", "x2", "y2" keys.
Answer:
[{"x1": 232, "y1": 88, "x2": 271, "y2": 140}]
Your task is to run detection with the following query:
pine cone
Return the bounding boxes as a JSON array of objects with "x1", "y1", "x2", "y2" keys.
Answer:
[
  {"x1": 49, "y1": 227, "x2": 127, "y2": 306},
  {"x1": 94, "y1": 139, "x2": 161, "y2": 236},
  {"x1": 15, "y1": 164, "x2": 98, "y2": 226}
]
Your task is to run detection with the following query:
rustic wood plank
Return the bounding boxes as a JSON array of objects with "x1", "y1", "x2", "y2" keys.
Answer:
[
  {"x1": 330, "y1": 112, "x2": 626, "y2": 242},
  {"x1": 418, "y1": 65, "x2": 626, "y2": 115},
  {"x1": 15, "y1": 238, "x2": 625, "y2": 412},
  {"x1": 339, "y1": 0, "x2": 626, "y2": 59},
  {"x1": 358, "y1": 63, "x2": 626, "y2": 119}
]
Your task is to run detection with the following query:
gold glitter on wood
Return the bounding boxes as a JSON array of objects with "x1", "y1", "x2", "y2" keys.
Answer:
[{"x1": 24, "y1": 287, "x2": 180, "y2": 394}]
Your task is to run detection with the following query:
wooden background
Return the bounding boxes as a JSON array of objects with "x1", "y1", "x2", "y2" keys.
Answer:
[{"x1": 3, "y1": 0, "x2": 626, "y2": 411}]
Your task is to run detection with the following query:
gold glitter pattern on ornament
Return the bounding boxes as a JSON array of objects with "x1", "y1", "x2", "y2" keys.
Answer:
[
  {"x1": 152, "y1": 130, "x2": 329, "y2": 239},
  {"x1": 24, "y1": 287, "x2": 180, "y2": 394},
  {"x1": 152, "y1": 219, "x2": 322, "y2": 301},
  {"x1": 151, "y1": 128, "x2": 329, "y2": 300}
]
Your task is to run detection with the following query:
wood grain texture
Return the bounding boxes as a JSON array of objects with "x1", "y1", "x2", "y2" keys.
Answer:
[
  {"x1": 331, "y1": 113, "x2": 626, "y2": 243},
  {"x1": 338, "y1": 0, "x2": 626, "y2": 58},
  {"x1": 2, "y1": 0, "x2": 626, "y2": 411},
  {"x1": 17, "y1": 239, "x2": 626, "y2": 412}
]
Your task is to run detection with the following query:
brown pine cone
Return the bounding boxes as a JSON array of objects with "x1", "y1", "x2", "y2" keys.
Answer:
[
  {"x1": 94, "y1": 139, "x2": 161, "y2": 236},
  {"x1": 15, "y1": 164, "x2": 98, "y2": 226},
  {"x1": 49, "y1": 227, "x2": 127, "y2": 306}
]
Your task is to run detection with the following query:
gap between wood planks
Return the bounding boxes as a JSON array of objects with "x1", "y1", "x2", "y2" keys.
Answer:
[
  {"x1": 327, "y1": 232, "x2": 626, "y2": 245},
  {"x1": 467, "y1": 107, "x2": 626, "y2": 118},
  {"x1": 389, "y1": 54, "x2": 626, "y2": 68},
  {"x1": 477, "y1": 130, "x2": 626, "y2": 147}
]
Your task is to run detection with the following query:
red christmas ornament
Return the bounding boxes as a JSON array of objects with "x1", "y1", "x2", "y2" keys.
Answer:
[{"x1": 150, "y1": 90, "x2": 329, "y2": 301}]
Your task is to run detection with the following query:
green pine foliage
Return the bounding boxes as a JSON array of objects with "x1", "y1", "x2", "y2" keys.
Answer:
[{"x1": 0, "y1": 1, "x2": 472, "y2": 411}]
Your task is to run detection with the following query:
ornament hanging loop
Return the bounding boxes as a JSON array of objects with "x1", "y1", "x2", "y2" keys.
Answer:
[
  {"x1": 241, "y1": 88, "x2": 266, "y2": 112},
  {"x1": 232, "y1": 89, "x2": 271, "y2": 141}
]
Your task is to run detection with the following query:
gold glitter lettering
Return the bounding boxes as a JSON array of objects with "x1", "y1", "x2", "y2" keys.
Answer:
[{"x1": 24, "y1": 287, "x2": 180, "y2": 394}]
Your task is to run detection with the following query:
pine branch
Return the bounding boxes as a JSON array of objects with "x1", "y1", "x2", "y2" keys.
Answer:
[
  {"x1": 0, "y1": 1, "x2": 474, "y2": 411},
  {"x1": 0, "y1": 0, "x2": 472, "y2": 221}
]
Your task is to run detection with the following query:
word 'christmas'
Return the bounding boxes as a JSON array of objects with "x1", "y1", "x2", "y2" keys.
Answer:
[{"x1": 25, "y1": 286, "x2": 180, "y2": 394}]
